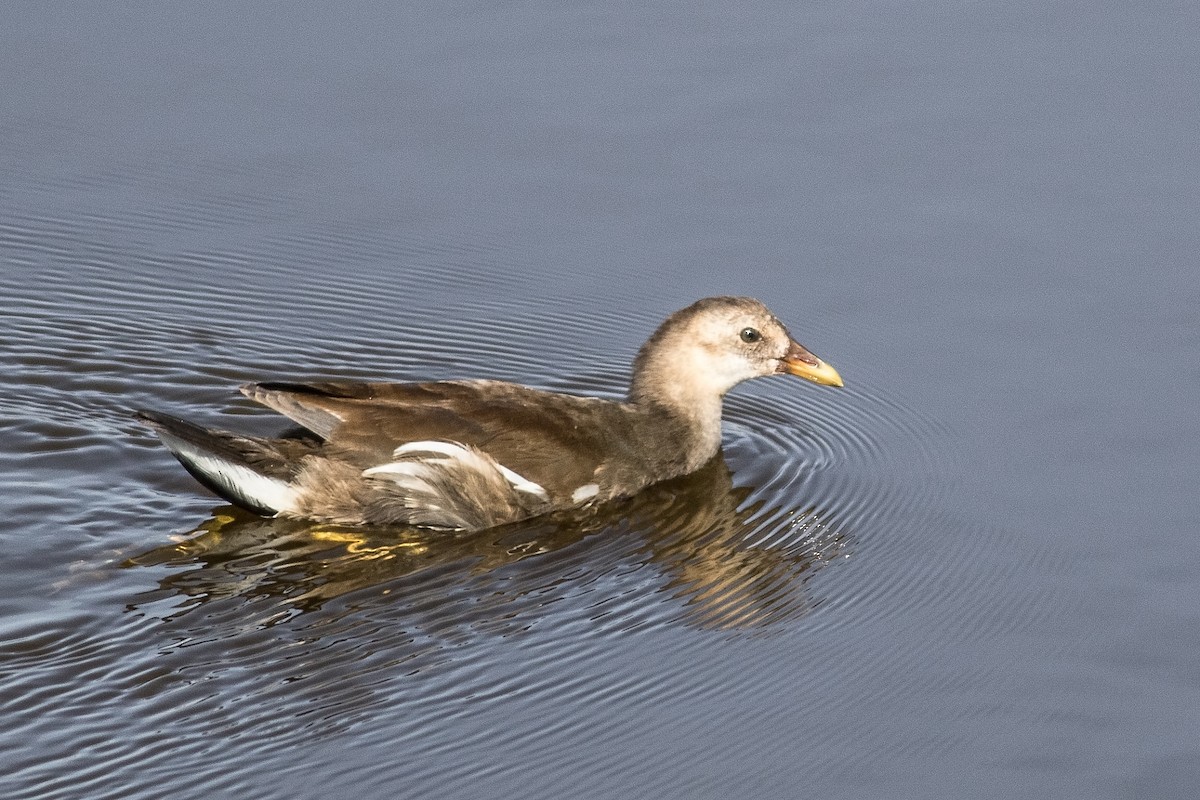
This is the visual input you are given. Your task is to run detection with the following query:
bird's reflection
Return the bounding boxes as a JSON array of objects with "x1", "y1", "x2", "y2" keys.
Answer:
[{"x1": 126, "y1": 456, "x2": 849, "y2": 631}]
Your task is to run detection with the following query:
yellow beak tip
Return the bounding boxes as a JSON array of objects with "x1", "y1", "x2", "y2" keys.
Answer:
[{"x1": 783, "y1": 358, "x2": 844, "y2": 388}]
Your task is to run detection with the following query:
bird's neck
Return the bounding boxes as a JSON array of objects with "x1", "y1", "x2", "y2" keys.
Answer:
[{"x1": 629, "y1": 357, "x2": 726, "y2": 472}]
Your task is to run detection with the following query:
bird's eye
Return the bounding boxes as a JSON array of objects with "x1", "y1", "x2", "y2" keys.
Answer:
[{"x1": 739, "y1": 327, "x2": 762, "y2": 344}]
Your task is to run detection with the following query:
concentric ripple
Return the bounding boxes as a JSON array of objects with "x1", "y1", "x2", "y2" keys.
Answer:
[
  {"x1": 0, "y1": 165, "x2": 1065, "y2": 800},
  {"x1": 1, "y1": 202, "x2": 990, "y2": 647}
]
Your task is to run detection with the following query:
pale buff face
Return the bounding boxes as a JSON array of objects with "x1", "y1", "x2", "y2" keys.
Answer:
[
  {"x1": 669, "y1": 304, "x2": 794, "y2": 397},
  {"x1": 630, "y1": 296, "x2": 842, "y2": 408}
]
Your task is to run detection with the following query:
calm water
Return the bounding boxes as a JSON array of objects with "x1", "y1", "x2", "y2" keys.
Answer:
[{"x1": 3, "y1": 3, "x2": 1198, "y2": 798}]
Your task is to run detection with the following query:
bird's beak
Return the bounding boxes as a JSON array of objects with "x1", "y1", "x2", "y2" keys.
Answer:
[{"x1": 779, "y1": 340, "x2": 844, "y2": 387}]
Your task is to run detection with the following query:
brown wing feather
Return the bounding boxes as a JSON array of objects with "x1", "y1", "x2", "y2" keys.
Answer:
[{"x1": 242, "y1": 380, "x2": 661, "y2": 498}]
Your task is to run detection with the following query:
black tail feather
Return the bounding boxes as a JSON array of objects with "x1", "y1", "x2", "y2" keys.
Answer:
[{"x1": 134, "y1": 410, "x2": 303, "y2": 516}]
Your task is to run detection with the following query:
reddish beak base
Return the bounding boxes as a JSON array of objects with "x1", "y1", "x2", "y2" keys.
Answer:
[{"x1": 779, "y1": 341, "x2": 844, "y2": 387}]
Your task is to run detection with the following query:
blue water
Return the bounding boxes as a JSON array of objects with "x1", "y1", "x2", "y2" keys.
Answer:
[{"x1": 2, "y1": 3, "x2": 1198, "y2": 798}]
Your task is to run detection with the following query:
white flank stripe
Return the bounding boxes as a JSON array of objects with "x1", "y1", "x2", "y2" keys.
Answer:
[
  {"x1": 362, "y1": 461, "x2": 436, "y2": 494},
  {"x1": 394, "y1": 440, "x2": 479, "y2": 461},
  {"x1": 389, "y1": 440, "x2": 548, "y2": 499},
  {"x1": 571, "y1": 483, "x2": 600, "y2": 503},
  {"x1": 495, "y1": 463, "x2": 548, "y2": 499},
  {"x1": 363, "y1": 461, "x2": 432, "y2": 478}
]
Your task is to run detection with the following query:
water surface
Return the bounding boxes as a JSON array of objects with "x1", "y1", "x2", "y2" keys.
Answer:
[{"x1": 2, "y1": 3, "x2": 1198, "y2": 799}]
